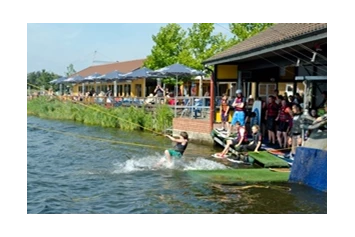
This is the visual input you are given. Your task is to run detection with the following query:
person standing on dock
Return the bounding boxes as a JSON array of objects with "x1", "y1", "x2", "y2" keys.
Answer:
[
  {"x1": 265, "y1": 95, "x2": 279, "y2": 146},
  {"x1": 286, "y1": 104, "x2": 303, "y2": 159},
  {"x1": 217, "y1": 94, "x2": 230, "y2": 132},
  {"x1": 276, "y1": 99, "x2": 291, "y2": 148},
  {"x1": 227, "y1": 89, "x2": 245, "y2": 137}
]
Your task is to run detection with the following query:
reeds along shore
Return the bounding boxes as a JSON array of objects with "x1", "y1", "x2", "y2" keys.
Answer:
[{"x1": 27, "y1": 97, "x2": 173, "y2": 132}]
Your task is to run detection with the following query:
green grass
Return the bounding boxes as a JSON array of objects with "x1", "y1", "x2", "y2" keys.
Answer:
[
  {"x1": 318, "y1": 108, "x2": 326, "y2": 116},
  {"x1": 249, "y1": 151, "x2": 289, "y2": 168},
  {"x1": 27, "y1": 97, "x2": 173, "y2": 133},
  {"x1": 188, "y1": 169, "x2": 290, "y2": 183}
]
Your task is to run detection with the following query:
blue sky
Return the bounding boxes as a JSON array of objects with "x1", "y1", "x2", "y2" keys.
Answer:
[{"x1": 27, "y1": 23, "x2": 233, "y2": 75}]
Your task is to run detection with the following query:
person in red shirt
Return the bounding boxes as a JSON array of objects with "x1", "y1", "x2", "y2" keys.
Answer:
[
  {"x1": 215, "y1": 121, "x2": 248, "y2": 158},
  {"x1": 276, "y1": 99, "x2": 291, "y2": 148},
  {"x1": 234, "y1": 125, "x2": 262, "y2": 161},
  {"x1": 265, "y1": 95, "x2": 279, "y2": 145},
  {"x1": 168, "y1": 93, "x2": 175, "y2": 105}
]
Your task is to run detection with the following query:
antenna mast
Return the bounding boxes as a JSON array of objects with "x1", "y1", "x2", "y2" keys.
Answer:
[
  {"x1": 92, "y1": 50, "x2": 115, "y2": 65},
  {"x1": 92, "y1": 50, "x2": 97, "y2": 65}
]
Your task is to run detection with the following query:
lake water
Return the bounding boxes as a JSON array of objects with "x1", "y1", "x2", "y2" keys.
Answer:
[{"x1": 27, "y1": 116, "x2": 326, "y2": 214}]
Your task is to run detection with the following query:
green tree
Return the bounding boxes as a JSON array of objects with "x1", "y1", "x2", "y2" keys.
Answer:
[
  {"x1": 229, "y1": 23, "x2": 274, "y2": 43},
  {"x1": 186, "y1": 23, "x2": 230, "y2": 70},
  {"x1": 27, "y1": 70, "x2": 61, "y2": 90},
  {"x1": 65, "y1": 63, "x2": 76, "y2": 77},
  {"x1": 27, "y1": 71, "x2": 41, "y2": 86},
  {"x1": 145, "y1": 23, "x2": 237, "y2": 85},
  {"x1": 144, "y1": 23, "x2": 189, "y2": 70}
]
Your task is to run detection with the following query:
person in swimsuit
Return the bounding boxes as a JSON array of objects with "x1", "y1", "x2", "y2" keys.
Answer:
[{"x1": 155, "y1": 131, "x2": 189, "y2": 167}]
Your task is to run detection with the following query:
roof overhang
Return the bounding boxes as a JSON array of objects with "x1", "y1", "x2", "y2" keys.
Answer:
[
  {"x1": 295, "y1": 76, "x2": 327, "y2": 81},
  {"x1": 204, "y1": 31, "x2": 327, "y2": 66}
]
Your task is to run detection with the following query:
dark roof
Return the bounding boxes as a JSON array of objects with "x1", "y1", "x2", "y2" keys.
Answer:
[
  {"x1": 73, "y1": 58, "x2": 145, "y2": 77},
  {"x1": 204, "y1": 23, "x2": 327, "y2": 65}
]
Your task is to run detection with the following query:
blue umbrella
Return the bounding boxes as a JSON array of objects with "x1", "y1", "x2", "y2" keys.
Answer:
[
  {"x1": 122, "y1": 67, "x2": 153, "y2": 79},
  {"x1": 149, "y1": 63, "x2": 204, "y2": 116},
  {"x1": 83, "y1": 72, "x2": 102, "y2": 82},
  {"x1": 64, "y1": 75, "x2": 84, "y2": 83},
  {"x1": 51, "y1": 76, "x2": 67, "y2": 84},
  {"x1": 149, "y1": 63, "x2": 204, "y2": 77},
  {"x1": 97, "y1": 70, "x2": 124, "y2": 81}
]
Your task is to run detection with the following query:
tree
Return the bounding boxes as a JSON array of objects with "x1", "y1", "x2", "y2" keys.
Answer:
[
  {"x1": 144, "y1": 24, "x2": 189, "y2": 70},
  {"x1": 65, "y1": 63, "x2": 76, "y2": 77},
  {"x1": 144, "y1": 23, "x2": 237, "y2": 86},
  {"x1": 27, "y1": 71, "x2": 41, "y2": 86},
  {"x1": 229, "y1": 23, "x2": 274, "y2": 43},
  {"x1": 186, "y1": 23, "x2": 230, "y2": 70},
  {"x1": 27, "y1": 70, "x2": 61, "y2": 90}
]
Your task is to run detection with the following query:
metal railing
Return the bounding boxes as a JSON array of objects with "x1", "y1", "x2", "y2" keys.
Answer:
[{"x1": 28, "y1": 94, "x2": 212, "y2": 120}]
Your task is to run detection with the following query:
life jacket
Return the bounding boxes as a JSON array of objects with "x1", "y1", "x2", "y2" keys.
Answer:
[
  {"x1": 234, "y1": 96, "x2": 245, "y2": 111},
  {"x1": 279, "y1": 106, "x2": 291, "y2": 122},
  {"x1": 174, "y1": 141, "x2": 188, "y2": 155},
  {"x1": 236, "y1": 126, "x2": 248, "y2": 143},
  {"x1": 267, "y1": 102, "x2": 279, "y2": 117},
  {"x1": 221, "y1": 100, "x2": 229, "y2": 112}
]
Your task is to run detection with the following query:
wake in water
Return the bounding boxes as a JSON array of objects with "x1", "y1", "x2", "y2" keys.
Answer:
[{"x1": 112, "y1": 153, "x2": 228, "y2": 173}]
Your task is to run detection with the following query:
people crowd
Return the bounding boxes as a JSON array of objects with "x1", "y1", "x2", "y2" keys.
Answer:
[{"x1": 216, "y1": 88, "x2": 327, "y2": 160}]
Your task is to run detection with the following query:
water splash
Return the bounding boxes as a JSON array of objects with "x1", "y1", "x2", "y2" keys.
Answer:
[
  {"x1": 112, "y1": 155, "x2": 228, "y2": 173},
  {"x1": 181, "y1": 157, "x2": 228, "y2": 170},
  {"x1": 112, "y1": 155, "x2": 161, "y2": 173}
]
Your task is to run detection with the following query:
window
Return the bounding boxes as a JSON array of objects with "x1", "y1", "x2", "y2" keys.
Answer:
[
  {"x1": 135, "y1": 84, "x2": 142, "y2": 97},
  {"x1": 258, "y1": 83, "x2": 276, "y2": 101},
  {"x1": 118, "y1": 85, "x2": 123, "y2": 96},
  {"x1": 124, "y1": 84, "x2": 131, "y2": 97}
]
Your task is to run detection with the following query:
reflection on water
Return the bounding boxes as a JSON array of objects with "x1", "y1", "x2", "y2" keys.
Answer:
[{"x1": 27, "y1": 116, "x2": 326, "y2": 214}]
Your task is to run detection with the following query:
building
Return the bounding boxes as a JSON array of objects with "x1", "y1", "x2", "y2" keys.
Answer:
[
  {"x1": 173, "y1": 23, "x2": 327, "y2": 145},
  {"x1": 203, "y1": 23, "x2": 327, "y2": 109},
  {"x1": 70, "y1": 58, "x2": 210, "y2": 98},
  {"x1": 71, "y1": 59, "x2": 150, "y2": 97},
  {"x1": 202, "y1": 23, "x2": 327, "y2": 191}
]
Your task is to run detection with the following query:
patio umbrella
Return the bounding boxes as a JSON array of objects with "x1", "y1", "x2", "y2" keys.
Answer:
[
  {"x1": 83, "y1": 72, "x2": 102, "y2": 82},
  {"x1": 97, "y1": 70, "x2": 125, "y2": 96},
  {"x1": 97, "y1": 70, "x2": 124, "y2": 81},
  {"x1": 64, "y1": 75, "x2": 84, "y2": 83},
  {"x1": 149, "y1": 63, "x2": 204, "y2": 116},
  {"x1": 50, "y1": 76, "x2": 67, "y2": 84},
  {"x1": 122, "y1": 67, "x2": 153, "y2": 79},
  {"x1": 49, "y1": 76, "x2": 67, "y2": 95}
]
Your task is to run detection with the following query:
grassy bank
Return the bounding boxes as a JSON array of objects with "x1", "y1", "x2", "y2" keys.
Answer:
[{"x1": 27, "y1": 97, "x2": 173, "y2": 132}]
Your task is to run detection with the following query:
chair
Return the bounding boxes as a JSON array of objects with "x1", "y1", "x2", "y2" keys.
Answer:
[
  {"x1": 180, "y1": 98, "x2": 192, "y2": 117},
  {"x1": 193, "y1": 99, "x2": 203, "y2": 118}
]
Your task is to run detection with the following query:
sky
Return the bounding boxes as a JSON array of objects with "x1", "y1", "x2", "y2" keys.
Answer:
[{"x1": 27, "y1": 23, "x2": 233, "y2": 75}]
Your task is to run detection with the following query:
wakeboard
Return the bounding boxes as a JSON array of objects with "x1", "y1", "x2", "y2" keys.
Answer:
[{"x1": 211, "y1": 153, "x2": 231, "y2": 159}]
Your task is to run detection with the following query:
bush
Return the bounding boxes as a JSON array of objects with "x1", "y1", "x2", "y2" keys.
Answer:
[{"x1": 27, "y1": 97, "x2": 173, "y2": 133}]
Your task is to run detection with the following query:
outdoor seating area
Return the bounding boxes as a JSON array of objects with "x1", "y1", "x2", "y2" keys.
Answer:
[{"x1": 44, "y1": 63, "x2": 210, "y2": 119}]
